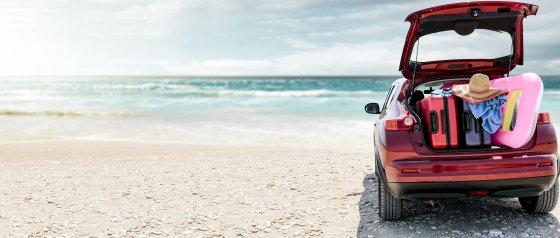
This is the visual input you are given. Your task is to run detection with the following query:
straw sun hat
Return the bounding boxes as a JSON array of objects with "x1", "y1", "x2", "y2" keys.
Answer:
[{"x1": 452, "y1": 74, "x2": 507, "y2": 104}]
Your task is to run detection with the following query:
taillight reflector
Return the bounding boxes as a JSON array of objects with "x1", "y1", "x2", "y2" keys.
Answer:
[
  {"x1": 537, "y1": 112, "x2": 551, "y2": 125},
  {"x1": 538, "y1": 161, "x2": 553, "y2": 167},
  {"x1": 470, "y1": 191, "x2": 489, "y2": 196},
  {"x1": 401, "y1": 168, "x2": 419, "y2": 173}
]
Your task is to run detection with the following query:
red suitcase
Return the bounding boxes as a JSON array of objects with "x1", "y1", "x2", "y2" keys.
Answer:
[{"x1": 417, "y1": 95, "x2": 459, "y2": 149}]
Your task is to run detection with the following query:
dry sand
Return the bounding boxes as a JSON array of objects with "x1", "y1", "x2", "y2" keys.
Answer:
[
  {"x1": 0, "y1": 141, "x2": 373, "y2": 237},
  {"x1": 2, "y1": 140, "x2": 560, "y2": 238}
]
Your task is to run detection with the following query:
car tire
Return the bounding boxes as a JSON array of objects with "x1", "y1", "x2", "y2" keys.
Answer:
[
  {"x1": 519, "y1": 180, "x2": 559, "y2": 213},
  {"x1": 378, "y1": 177, "x2": 402, "y2": 220}
]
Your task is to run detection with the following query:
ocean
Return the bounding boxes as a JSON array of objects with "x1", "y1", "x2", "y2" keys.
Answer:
[{"x1": 1, "y1": 76, "x2": 559, "y2": 146}]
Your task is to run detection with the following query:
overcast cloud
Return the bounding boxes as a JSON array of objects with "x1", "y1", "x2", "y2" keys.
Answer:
[{"x1": 0, "y1": 0, "x2": 558, "y2": 75}]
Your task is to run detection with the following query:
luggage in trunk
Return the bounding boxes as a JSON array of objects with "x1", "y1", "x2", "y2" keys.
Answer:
[
  {"x1": 417, "y1": 95, "x2": 459, "y2": 149},
  {"x1": 460, "y1": 100, "x2": 492, "y2": 147}
]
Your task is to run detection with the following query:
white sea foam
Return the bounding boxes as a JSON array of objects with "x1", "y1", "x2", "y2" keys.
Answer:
[{"x1": 216, "y1": 89, "x2": 377, "y2": 98}]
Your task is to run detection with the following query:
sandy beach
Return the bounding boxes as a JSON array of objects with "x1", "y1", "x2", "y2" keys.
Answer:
[
  {"x1": 3, "y1": 139, "x2": 560, "y2": 237},
  {"x1": 0, "y1": 141, "x2": 373, "y2": 237}
]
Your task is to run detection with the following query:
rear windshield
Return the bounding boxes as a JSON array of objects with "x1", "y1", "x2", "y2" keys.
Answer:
[{"x1": 411, "y1": 29, "x2": 512, "y2": 62}]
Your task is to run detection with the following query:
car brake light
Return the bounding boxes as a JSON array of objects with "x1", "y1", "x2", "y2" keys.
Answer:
[
  {"x1": 537, "y1": 112, "x2": 551, "y2": 124},
  {"x1": 386, "y1": 116, "x2": 415, "y2": 131}
]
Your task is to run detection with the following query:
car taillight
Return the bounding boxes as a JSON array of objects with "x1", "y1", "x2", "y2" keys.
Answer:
[
  {"x1": 386, "y1": 116, "x2": 415, "y2": 131},
  {"x1": 537, "y1": 112, "x2": 551, "y2": 125}
]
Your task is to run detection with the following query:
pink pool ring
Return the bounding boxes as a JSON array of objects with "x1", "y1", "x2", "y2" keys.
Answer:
[{"x1": 490, "y1": 73, "x2": 543, "y2": 148}]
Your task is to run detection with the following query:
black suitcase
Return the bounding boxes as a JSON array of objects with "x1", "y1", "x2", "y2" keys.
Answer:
[{"x1": 460, "y1": 100, "x2": 491, "y2": 147}]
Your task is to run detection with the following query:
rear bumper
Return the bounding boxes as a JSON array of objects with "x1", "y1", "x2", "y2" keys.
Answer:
[
  {"x1": 387, "y1": 176, "x2": 557, "y2": 200},
  {"x1": 381, "y1": 153, "x2": 559, "y2": 199},
  {"x1": 385, "y1": 153, "x2": 557, "y2": 183}
]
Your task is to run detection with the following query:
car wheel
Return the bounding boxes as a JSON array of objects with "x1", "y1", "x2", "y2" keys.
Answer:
[
  {"x1": 519, "y1": 180, "x2": 559, "y2": 213},
  {"x1": 378, "y1": 177, "x2": 402, "y2": 220}
]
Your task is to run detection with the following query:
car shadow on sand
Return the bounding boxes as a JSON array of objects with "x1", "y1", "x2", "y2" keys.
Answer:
[{"x1": 357, "y1": 172, "x2": 560, "y2": 238}]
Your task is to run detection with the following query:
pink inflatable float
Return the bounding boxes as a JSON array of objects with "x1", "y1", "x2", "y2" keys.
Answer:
[{"x1": 491, "y1": 73, "x2": 543, "y2": 148}]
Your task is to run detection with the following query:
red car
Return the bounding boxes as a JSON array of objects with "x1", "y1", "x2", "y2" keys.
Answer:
[{"x1": 365, "y1": 1, "x2": 558, "y2": 220}]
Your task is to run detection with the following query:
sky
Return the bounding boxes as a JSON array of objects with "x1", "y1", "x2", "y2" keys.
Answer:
[{"x1": 0, "y1": 0, "x2": 558, "y2": 76}]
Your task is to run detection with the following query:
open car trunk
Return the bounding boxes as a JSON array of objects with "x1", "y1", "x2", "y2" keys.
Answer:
[{"x1": 403, "y1": 79, "x2": 532, "y2": 152}]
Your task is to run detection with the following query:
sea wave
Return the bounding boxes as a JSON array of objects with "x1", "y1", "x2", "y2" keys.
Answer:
[
  {"x1": 0, "y1": 79, "x2": 383, "y2": 98},
  {"x1": 216, "y1": 89, "x2": 378, "y2": 98},
  {"x1": 89, "y1": 84, "x2": 381, "y2": 98},
  {"x1": 0, "y1": 89, "x2": 380, "y2": 99},
  {"x1": 88, "y1": 83, "x2": 203, "y2": 91}
]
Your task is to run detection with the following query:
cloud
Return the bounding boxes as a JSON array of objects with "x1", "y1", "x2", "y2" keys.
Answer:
[
  {"x1": 283, "y1": 38, "x2": 318, "y2": 50},
  {"x1": 255, "y1": 0, "x2": 373, "y2": 11},
  {"x1": 543, "y1": 60, "x2": 560, "y2": 74},
  {"x1": 0, "y1": 0, "x2": 558, "y2": 75},
  {"x1": 159, "y1": 40, "x2": 403, "y2": 75}
]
